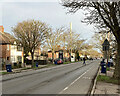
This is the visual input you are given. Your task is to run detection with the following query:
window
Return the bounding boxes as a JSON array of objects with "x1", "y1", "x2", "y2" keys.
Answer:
[
  {"x1": 17, "y1": 56, "x2": 22, "y2": 62},
  {"x1": 17, "y1": 46, "x2": 22, "y2": 51},
  {"x1": 11, "y1": 56, "x2": 15, "y2": 62},
  {"x1": 7, "y1": 44, "x2": 9, "y2": 50},
  {"x1": 7, "y1": 57, "x2": 10, "y2": 60}
]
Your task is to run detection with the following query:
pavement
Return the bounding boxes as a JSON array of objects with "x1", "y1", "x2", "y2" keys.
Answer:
[
  {"x1": 0, "y1": 65, "x2": 47, "y2": 73},
  {"x1": 2, "y1": 60, "x2": 100, "y2": 94},
  {"x1": 94, "y1": 67, "x2": 120, "y2": 95}
]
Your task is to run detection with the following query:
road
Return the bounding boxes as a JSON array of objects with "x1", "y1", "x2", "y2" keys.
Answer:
[{"x1": 2, "y1": 60, "x2": 100, "y2": 95}]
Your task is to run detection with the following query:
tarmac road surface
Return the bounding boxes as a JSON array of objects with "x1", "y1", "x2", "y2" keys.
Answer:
[{"x1": 2, "y1": 60, "x2": 100, "y2": 94}]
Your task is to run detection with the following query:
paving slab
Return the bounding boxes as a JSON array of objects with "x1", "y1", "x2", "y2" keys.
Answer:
[
  {"x1": 94, "y1": 81, "x2": 119, "y2": 94},
  {"x1": 94, "y1": 67, "x2": 120, "y2": 95}
]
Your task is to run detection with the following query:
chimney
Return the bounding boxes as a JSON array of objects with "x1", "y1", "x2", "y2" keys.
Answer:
[{"x1": 0, "y1": 26, "x2": 4, "y2": 32}]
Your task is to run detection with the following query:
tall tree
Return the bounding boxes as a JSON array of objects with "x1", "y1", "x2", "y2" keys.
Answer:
[
  {"x1": 64, "y1": 31, "x2": 81, "y2": 54},
  {"x1": 12, "y1": 20, "x2": 50, "y2": 67},
  {"x1": 72, "y1": 40, "x2": 85, "y2": 52},
  {"x1": 61, "y1": 1, "x2": 120, "y2": 80},
  {"x1": 61, "y1": 30, "x2": 84, "y2": 61},
  {"x1": 46, "y1": 27, "x2": 65, "y2": 63}
]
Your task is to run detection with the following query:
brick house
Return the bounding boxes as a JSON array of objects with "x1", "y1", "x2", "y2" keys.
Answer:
[
  {"x1": 0, "y1": 26, "x2": 11, "y2": 62},
  {"x1": 48, "y1": 51, "x2": 59, "y2": 59},
  {"x1": 48, "y1": 50, "x2": 70, "y2": 60},
  {"x1": 0, "y1": 26, "x2": 24, "y2": 67}
]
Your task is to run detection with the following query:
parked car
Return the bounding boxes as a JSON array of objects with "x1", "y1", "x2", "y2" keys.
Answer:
[{"x1": 54, "y1": 58, "x2": 63, "y2": 64}]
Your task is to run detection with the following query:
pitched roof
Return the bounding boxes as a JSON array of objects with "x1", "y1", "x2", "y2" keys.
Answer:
[{"x1": 0, "y1": 31, "x2": 15, "y2": 45}]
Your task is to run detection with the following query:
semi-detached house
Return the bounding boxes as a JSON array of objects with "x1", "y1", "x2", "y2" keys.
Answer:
[{"x1": 0, "y1": 26, "x2": 24, "y2": 68}]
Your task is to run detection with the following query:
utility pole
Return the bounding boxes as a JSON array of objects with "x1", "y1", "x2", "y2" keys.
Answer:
[
  {"x1": 70, "y1": 22, "x2": 72, "y2": 61},
  {"x1": 106, "y1": 31, "x2": 110, "y2": 63},
  {"x1": 64, "y1": 36, "x2": 65, "y2": 59}
]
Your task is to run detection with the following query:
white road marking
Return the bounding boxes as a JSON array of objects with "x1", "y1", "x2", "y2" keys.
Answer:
[
  {"x1": 83, "y1": 77, "x2": 91, "y2": 80},
  {"x1": 64, "y1": 87, "x2": 68, "y2": 90},
  {"x1": 59, "y1": 66, "x2": 93, "y2": 94}
]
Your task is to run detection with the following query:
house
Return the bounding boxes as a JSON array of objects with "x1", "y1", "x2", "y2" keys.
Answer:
[
  {"x1": 27, "y1": 47, "x2": 41, "y2": 60},
  {"x1": 0, "y1": 26, "x2": 24, "y2": 67},
  {"x1": 0, "y1": 26, "x2": 11, "y2": 63},
  {"x1": 10, "y1": 41, "x2": 24, "y2": 64},
  {"x1": 34, "y1": 47, "x2": 41, "y2": 60},
  {"x1": 48, "y1": 51, "x2": 59, "y2": 59},
  {"x1": 48, "y1": 49, "x2": 70, "y2": 60}
]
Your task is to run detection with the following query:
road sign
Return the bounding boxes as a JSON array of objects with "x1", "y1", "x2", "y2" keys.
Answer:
[{"x1": 102, "y1": 39, "x2": 110, "y2": 51}]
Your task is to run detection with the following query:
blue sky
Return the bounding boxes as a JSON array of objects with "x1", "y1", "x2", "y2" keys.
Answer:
[{"x1": 1, "y1": 0, "x2": 95, "y2": 41}]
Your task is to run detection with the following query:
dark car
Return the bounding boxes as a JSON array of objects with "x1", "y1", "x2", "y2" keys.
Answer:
[{"x1": 54, "y1": 58, "x2": 63, "y2": 64}]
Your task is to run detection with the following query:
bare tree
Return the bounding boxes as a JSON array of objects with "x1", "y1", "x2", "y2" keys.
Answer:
[
  {"x1": 61, "y1": 1, "x2": 120, "y2": 80},
  {"x1": 60, "y1": 29, "x2": 84, "y2": 61},
  {"x1": 64, "y1": 31, "x2": 81, "y2": 53},
  {"x1": 12, "y1": 20, "x2": 50, "y2": 67},
  {"x1": 46, "y1": 27, "x2": 65, "y2": 63},
  {"x1": 72, "y1": 40, "x2": 85, "y2": 53},
  {"x1": 45, "y1": 26, "x2": 85, "y2": 62}
]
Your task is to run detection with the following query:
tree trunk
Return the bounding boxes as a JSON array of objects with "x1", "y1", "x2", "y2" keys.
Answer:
[
  {"x1": 113, "y1": 41, "x2": 120, "y2": 84},
  {"x1": 52, "y1": 50, "x2": 54, "y2": 64},
  {"x1": 31, "y1": 52, "x2": 34, "y2": 68}
]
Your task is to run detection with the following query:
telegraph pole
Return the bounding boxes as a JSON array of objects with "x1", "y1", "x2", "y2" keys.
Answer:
[
  {"x1": 106, "y1": 31, "x2": 110, "y2": 63},
  {"x1": 70, "y1": 22, "x2": 72, "y2": 61}
]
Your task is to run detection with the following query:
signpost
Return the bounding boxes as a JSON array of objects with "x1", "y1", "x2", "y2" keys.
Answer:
[
  {"x1": 102, "y1": 39, "x2": 110, "y2": 74},
  {"x1": 102, "y1": 39, "x2": 110, "y2": 62}
]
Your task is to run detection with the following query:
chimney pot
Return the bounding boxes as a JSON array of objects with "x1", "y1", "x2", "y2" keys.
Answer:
[{"x1": 0, "y1": 25, "x2": 4, "y2": 32}]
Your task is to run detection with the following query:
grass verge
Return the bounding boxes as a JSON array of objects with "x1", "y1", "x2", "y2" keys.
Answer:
[
  {"x1": 106, "y1": 67, "x2": 110, "y2": 71},
  {"x1": 63, "y1": 61, "x2": 71, "y2": 64},
  {"x1": 21, "y1": 67, "x2": 32, "y2": 70},
  {"x1": 97, "y1": 75, "x2": 119, "y2": 85},
  {"x1": 63, "y1": 60, "x2": 81, "y2": 64},
  {"x1": 0, "y1": 72, "x2": 14, "y2": 75}
]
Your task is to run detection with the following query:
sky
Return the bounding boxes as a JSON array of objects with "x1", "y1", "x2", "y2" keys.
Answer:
[{"x1": 0, "y1": 0, "x2": 95, "y2": 41}]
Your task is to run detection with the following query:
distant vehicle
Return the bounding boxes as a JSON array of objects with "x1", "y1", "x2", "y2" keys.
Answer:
[{"x1": 54, "y1": 58, "x2": 63, "y2": 64}]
